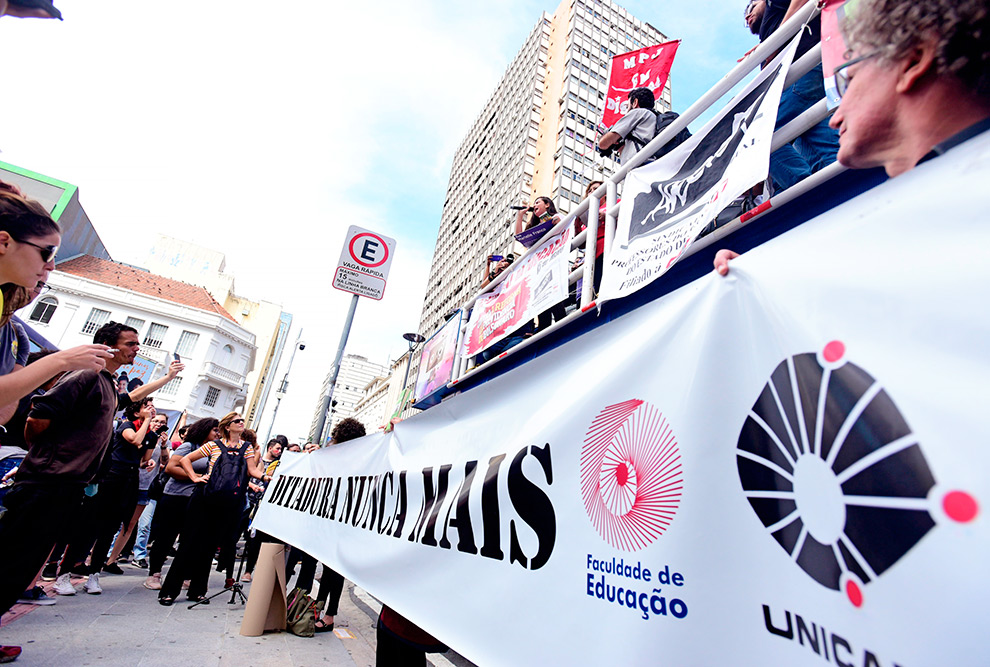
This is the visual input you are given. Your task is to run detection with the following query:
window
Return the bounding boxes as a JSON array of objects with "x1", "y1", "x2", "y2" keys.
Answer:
[
  {"x1": 143, "y1": 323, "x2": 168, "y2": 348},
  {"x1": 81, "y1": 308, "x2": 111, "y2": 335},
  {"x1": 204, "y1": 386, "x2": 221, "y2": 408},
  {"x1": 176, "y1": 331, "x2": 199, "y2": 357},
  {"x1": 124, "y1": 317, "x2": 145, "y2": 333},
  {"x1": 217, "y1": 344, "x2": 234, "y2": 367},
  {"x1": 29, "y1": 297, "x2": 58, "y2": 324},
  {"x1": 159, "y1": 376, "x2": 182, "y2": 396}
]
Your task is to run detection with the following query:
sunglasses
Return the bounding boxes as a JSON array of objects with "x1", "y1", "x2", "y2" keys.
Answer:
[
  {"x1": 16, "y1": 238, "x2": 59, "y2": 263},
  {"x1": 833, "y1": 50, "x2": 881, "y2": 99},
  {"x1": 231, "y1": 418, "x2": 245, "y2": 424}
]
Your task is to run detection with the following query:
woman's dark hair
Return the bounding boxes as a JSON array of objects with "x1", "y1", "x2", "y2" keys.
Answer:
[
  {"x1": 0, "y1": 192, "x2": 61, "y2": 244},
  {"x1": 242, "y1": 428, "x2": 257, "y2": 446},
  {"x1": 127, "y1": 378, "x2": 144, "y2": 391},
  {"x1": 527, "y1": 196, "x2": 558, "y2": 229},
  {"x1": 184, "y1": 417, "x2": 219, "y2": 446},
  {"x1": 0, "y1": 193, "x2": 61, "y2": 327}
]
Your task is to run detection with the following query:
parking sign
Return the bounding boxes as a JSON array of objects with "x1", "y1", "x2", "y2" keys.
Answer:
[{"x1": 333, "y1": 226, "x2": 397, "y2": 300}]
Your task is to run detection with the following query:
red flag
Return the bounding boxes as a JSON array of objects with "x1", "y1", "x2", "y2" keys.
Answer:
[{"x1": 601, "y1": 40, "x2": 680, "y2": 129}]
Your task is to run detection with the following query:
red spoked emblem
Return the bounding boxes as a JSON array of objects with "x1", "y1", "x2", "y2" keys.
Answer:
[{"x1": 581, "y1": 399, "x2": 683, "y2": 551}]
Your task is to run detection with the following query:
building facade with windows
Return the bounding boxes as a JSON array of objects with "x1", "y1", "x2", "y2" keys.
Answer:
[
  {"x1": 308, "y1": 354, "x2": 388, "y2": 442},
  {"x1": 417, "y1": 0, "x2": 669, "y2": 338},
  {"x1": 21, "y1": 255, "x2": 257, "y2": 420},
  {"x1": 141, "y1": 235, "x2": 292, "y2": 429}
]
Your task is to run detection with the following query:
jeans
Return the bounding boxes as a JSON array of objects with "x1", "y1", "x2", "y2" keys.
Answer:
[
  {"x1": 131, "y1": 498, "x2": 157, "y2": 560},
  {"x1": 769, "y1": 64, "x2": 839, "y2": 192},
  {"x1": 0, "y1": 456, "x2": 24, "y2": 508}
]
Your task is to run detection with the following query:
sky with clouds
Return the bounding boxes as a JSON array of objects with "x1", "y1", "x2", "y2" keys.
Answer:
[{"x1": 0, "y1": 0, "x2": 755, "y2": 441}]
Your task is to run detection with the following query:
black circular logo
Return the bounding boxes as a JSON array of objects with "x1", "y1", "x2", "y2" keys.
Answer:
[{"x1": 736, "y1": 341, "x2": 977, "y2": 607}]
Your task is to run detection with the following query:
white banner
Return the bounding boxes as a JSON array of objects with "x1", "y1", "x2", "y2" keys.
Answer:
[
  {"x1": 254, "y1": 133, "x2": 990, "y2": 666},
  {"x1": 463, "y1": 228, "x2": 571, "y2": 356},
  {"x1": 599, "y1": 37, "x2": 798, "y2": 304}
]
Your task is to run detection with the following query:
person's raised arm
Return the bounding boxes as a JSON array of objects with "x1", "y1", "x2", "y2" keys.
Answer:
[
  {"x1": 514, "y1": 206, "x2": 531, "y2": 235},
  {"x1": 127, "y1": 361, "x2": 184, "y2": 403},
  {"x1": 122, "y1": 404, "x2": 154, "y2": 448},
  {"x1": 0, "y1": 345, "x2": 111, "y2": 407},
  {"x1": 481, "y1": 256, "x2": 496, "y2": 289}
]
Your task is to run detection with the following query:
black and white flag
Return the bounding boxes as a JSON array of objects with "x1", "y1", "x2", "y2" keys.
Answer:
[{"x1": 599, "y1": 37, "x2": 799, "y2": 303}]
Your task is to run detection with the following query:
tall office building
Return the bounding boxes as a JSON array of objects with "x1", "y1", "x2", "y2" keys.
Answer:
[
  {"x1": 417, "y1": 0, "x2": 669, "y2": 338},
  {"x1": 308, "y1": 353, "x2": 388, "y2": 441}
]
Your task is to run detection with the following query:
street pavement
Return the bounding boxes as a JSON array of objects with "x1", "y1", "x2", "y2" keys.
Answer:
[{"x1": 0, "y1": 560, "x2": 463, "y2": 666}]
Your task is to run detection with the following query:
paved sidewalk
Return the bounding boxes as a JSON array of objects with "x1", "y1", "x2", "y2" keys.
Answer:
[{"x1": 0, "y1": 563, "x2": 372, "y2": 666}]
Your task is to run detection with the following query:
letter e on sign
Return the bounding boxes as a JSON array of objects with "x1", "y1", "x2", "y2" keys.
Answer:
[{"x1": 334, "y1": 225, "x2": 397, "y2": 300}]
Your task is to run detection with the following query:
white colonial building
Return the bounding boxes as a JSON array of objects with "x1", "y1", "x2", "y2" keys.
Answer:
[{"x1": 20, "y1": 255, "x2": 257, "y2": 420}]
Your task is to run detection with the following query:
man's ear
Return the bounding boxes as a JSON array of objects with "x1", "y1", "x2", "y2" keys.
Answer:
[
  {"x1": 0, "y1": 230, "x2": 11, "y2": 254},
  {"x1": 895, "y1": 39, "x2": 937, "y2": 94}
]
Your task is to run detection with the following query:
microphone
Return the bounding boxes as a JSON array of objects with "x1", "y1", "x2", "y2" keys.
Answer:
[{"x1": 508, "y1": 205, "x2": 529, "y2": 210}]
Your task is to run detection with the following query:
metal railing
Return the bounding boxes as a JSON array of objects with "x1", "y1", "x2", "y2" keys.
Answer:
[{"x1": 444, "y1": 2, "x2": 842, "y2": 388}]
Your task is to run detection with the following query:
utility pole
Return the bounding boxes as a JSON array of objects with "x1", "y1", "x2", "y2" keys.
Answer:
[{"x1": 263, "y1": 328, "x2": 304, "y2": 444}]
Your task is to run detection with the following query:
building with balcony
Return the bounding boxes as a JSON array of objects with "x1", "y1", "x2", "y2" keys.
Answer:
[
  {"x1": 416, "y1": 0, "x2": 669, "y2": 338},
  {"x1": 20, "y1": 255, "x2": 257, "y2": 420},
  {"x1": 141, "y1": 235, "x2": 292, "y2": 429}
]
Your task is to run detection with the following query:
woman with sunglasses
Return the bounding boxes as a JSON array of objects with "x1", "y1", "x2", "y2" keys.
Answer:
[
  {"x1": 158, "y1": 412, "x2": 261, "y2": 605},
  {"x1": 0, "y1": 193, "x2": 114, "y2": 406}
]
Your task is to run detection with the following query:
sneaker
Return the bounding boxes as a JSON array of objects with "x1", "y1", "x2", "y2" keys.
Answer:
[
  {"x1": 102, "y1": 562, "x2": 124, "y2": 575},
  {"x1": 53, "y1": 573, "x2": 76, "y2": 596},
  {"x1": 0, "y1": 645, "x2": 23, "y2": 664},
  {"x1": 131, "y1": 558, "x2": 149, "y2": 570},
  {"x1": 143, "y1": 574, "x2": 161, "y2": 590},
  {"x1": 240, "y1": 572, "x2": 252, "y2": 583},
  {"x1": 41, "y1": 562, "x2": 59, "y2": 581},
  {"x1": 17, "y1": 586, "x2": 56, "y2": 606},
  {"x1": 85, "y1": 573, "x2": 102, "y2": 595}
]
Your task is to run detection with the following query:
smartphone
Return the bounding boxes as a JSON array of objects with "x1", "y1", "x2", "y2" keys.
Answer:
[
  {"x1": 172, "y1": 352, "x2": 181, "y2": 362},
  {"x1": 490, "y1": 255, "x2": 503, "y2": 262}
]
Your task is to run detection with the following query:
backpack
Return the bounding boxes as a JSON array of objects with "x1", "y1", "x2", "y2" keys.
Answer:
[
  {"x1": 286, "y1": 587, "x2": 318, "y2": 637},
  {"x1": 202, "y1": 440, "x2": 249, "y2": 501},
  {"x1": 646, "y1": 110, "x2": 693, "y2": 162}
]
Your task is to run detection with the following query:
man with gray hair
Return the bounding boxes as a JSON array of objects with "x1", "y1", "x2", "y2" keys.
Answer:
[
  {"x1": 715, "y1": 0, "x2": 990, "y2": 275},
  {"x1": 827, "y1": 0, "x2": 990, "y2": 176}
]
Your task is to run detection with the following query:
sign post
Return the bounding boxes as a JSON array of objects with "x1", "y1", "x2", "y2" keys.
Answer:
[{"x1": 314, "y1": 226, "x2": 397, "y2": 443}]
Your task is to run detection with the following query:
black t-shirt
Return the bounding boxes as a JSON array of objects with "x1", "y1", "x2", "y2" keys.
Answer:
[
  {"x1": 108, "y1": 419, "x2": 155, "y2": 471},
  {"x1": 759, "y1": 0, "x2": 820, "y2": 59},
  {"x1": 19, "y1": 370, "x2": 132, "y2": 485}
]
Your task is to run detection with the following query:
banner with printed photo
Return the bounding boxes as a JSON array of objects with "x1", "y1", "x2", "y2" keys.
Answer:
[
  {"x1": 114, "y1": 353, "x2": 159, "y2": 391},
  {"x1": 253, "y1": 134, "x2": 990, "y2": 667},
  {"x1": 601, "y1": 40, "x2": 680, "y2": 129},
  {"x1": 598, "y1": 36, "x2": 798, "y2": 305},
  {"x1": 414, "y1": 311, "x2": 462, "y2": 403},
  {"x1": 463, "y1": 228, "x2": 571, "y2": 356}
]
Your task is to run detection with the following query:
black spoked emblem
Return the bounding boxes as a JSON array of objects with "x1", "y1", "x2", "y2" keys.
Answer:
[{"x1": 737, "y1": 341, "x2": 978, "y2": 607}]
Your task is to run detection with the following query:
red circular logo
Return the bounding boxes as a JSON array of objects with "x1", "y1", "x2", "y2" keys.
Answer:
[
  {"x1": 348, "y1": 233, "x2": 390, "y2": 268},
  {"x1": 580, "y1": 399, "x2": 683, "y2": 551}
]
